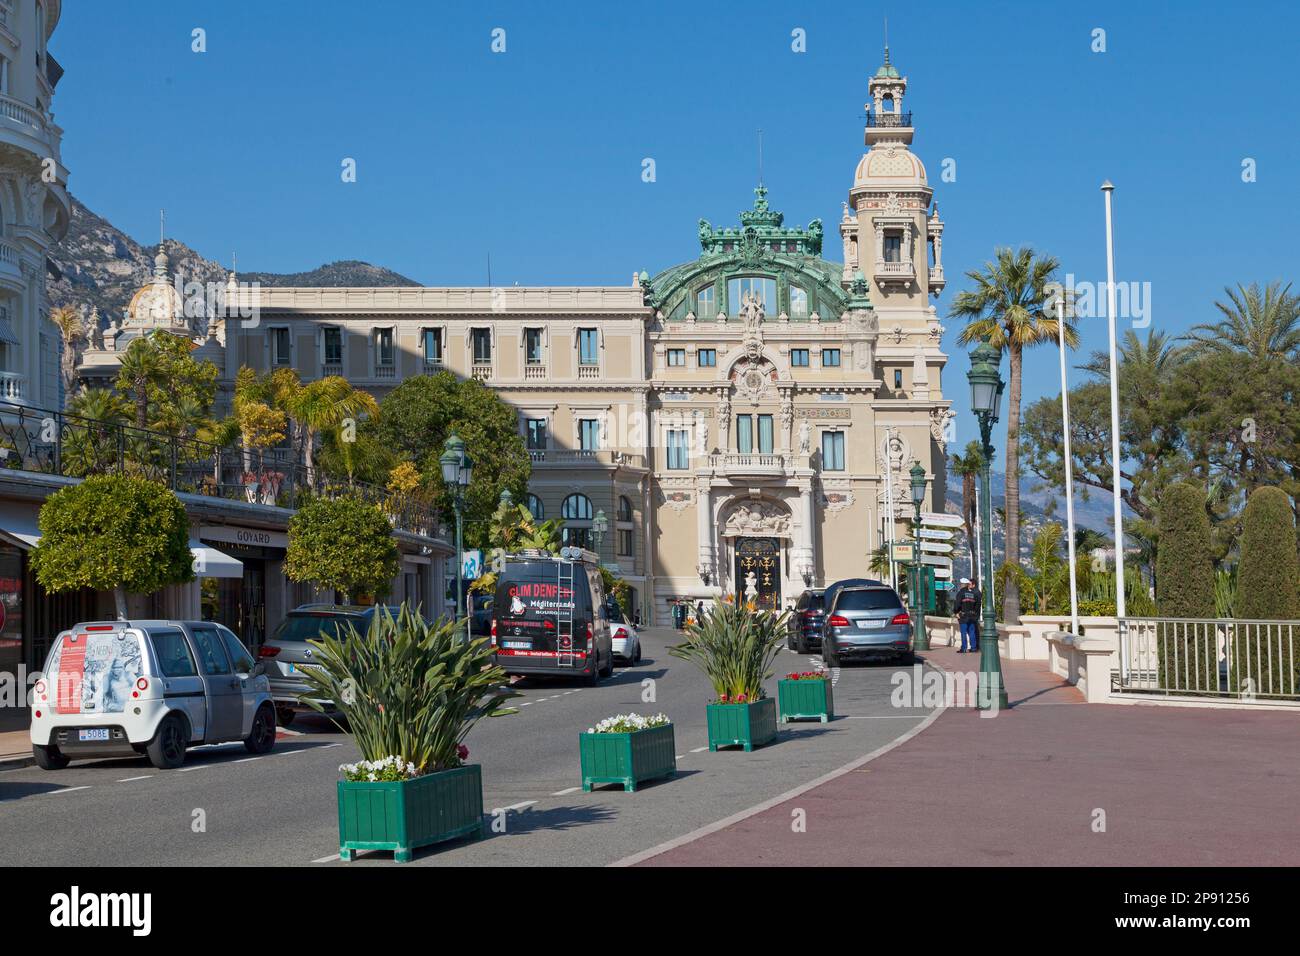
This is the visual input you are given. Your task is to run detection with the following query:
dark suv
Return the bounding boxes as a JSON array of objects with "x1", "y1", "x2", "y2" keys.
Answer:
[
  {"x1": 786, "y1": 589, "x2": 828, "y2": 653},
  {"x1": 491, "y1": 548, "x2": 614, "y2": 685}
]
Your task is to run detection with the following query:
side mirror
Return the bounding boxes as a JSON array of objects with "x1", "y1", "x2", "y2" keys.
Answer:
[{"x1": 250, "y1": 661, "x2": 267, "y2": 678}]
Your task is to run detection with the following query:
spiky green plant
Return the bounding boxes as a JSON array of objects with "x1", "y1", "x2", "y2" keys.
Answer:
[
  {"x1": 1214, "y1": 568, "x2": 1237, "y2": 619},
  {"x1": 294, "y1": 603, "x2": 517, "y2": 774},
  {"x1": 668, "y1": 598, "x2": 788, "y2": 702}
]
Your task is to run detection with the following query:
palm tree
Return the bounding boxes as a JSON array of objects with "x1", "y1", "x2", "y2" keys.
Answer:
[
  {"x1": 116, "y1": 335, "x2": 162, "y2": 429},
  {"x1": 49, "y1": 305, "x2": 85, "y2": 399},
  {"x1": 951, "y1": 441, "x2": 984, "y2": 581},
  {"x1": 1182, "y1": 281, "x2": 1300, "y2": 360},
  {"x1": 950, "y1": 247, "x2": 1078, "y2": 625},
  {"x1": 283, "y1": 375, "x2": 379, "y2": 481}
]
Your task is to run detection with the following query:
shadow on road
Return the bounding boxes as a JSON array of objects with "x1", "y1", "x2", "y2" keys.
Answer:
[
  {"x1": 487, "y1": 802, "x2": 619, "y2": 836},
  {"x1": 0, "y1": 780, "x2": 70, "y2": 801}
]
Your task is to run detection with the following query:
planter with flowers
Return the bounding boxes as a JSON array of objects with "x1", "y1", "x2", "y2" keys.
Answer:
[
  {"x1": 296, "y1": 604, "x2": 517, "y2": 863},
  {"x1": 669, "y1": 596, "x2": 787, "y2": 752},
  {"x1": 778, "y1": 671, "x2": 834, "y2": 723},
  {"x1": 579, "y1": 713, "x2": 675, "y2": 792}
]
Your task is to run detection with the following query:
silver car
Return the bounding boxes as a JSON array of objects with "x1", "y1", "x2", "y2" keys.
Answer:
[{"x1": 822, "y1": 585, "x2": 914, "y2": 665}]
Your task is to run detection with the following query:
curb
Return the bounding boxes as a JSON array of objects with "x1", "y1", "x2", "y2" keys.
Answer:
[{"x1": 0, "y1": 753, "x2": 34, "y2": 771}]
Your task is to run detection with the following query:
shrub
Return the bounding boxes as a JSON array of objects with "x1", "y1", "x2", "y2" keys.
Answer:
[
  {"x1": 285, "y1": 495, "x2": 401, "y2": 604},
  {"x1": 1233, "y1": 486, "x2": 1300, "y2": 696},
  {"x1": 31, "y1": 474, "x2": 194, "y2": 619},
  {"x1": 295, "y1": 604, "x2": 516, "y2": 776},
  {"x1": 1153, "y1": 481, "x2": 1216, "y2": 692},
  {"x1": 587, "y1": 714, "x2": 670, "y2": 734},
  {"x1": 668, "y1": 598, "x2": 787, "y2": 702}
]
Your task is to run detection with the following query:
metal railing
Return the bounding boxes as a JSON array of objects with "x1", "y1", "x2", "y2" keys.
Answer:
[
  {"x1": 1117, "y1": 617, "x2": 1300, "y2": 702},
  {"x1": 0, "y1": 401, "x2": 440, "y2": 538},
  {"x1": 866, "y1": 111, "x2": 912, "y2": 128}
]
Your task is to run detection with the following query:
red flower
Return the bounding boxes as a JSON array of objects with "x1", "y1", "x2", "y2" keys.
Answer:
[
  {"x1": 737, "y1": 693, "x2": 748, "y2": 703},
  {"x1": 457, "y1": 744, "x2": 469, "y2": 760}
]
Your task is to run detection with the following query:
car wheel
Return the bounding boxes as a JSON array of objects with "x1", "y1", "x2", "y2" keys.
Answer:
[
  {"x1": 146, "y1": 714, "x2": 189, "y2": 770},
  {"x1": 275, "y1": 705, "x2": 296, "y2": 727},
  {"x1": 823, "y1": 646, "x2": 839, "y2": 669},
  {"x1": 585, "y1": 660, "x2": 600, "y2": 686},
  {"x1": 244, "y1": 704, "x2": 276, "y2": 754},
  {"x1": 601, "y1": 650, "x2": 614, "y2": 678},
  {"x1": 796, "y1": 635, "x2": 808, "y2": 655},
  {"x1": 633, "y1": 642, "x2": 642, "y2": 664},
  {"x1": 33, "y1": 743, "x2": 69, "y2": 770}
]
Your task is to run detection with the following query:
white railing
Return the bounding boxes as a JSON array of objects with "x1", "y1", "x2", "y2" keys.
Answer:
[
  {"x1": 0, "y1": 370, "x2": 25, "y2": 401},
  {"x1": 876, "y1": 260, "x2": 914, "y2": 276},
  {"x1": 577, "y1": 364, "x2": 601, "y2": 380},
  {"x1": 0, "y1": 92, "x2": 42, "y2": 130},
  {"x1": 1117, "y1": 617, "x2": 1299, "y2": 702},
  {"x1": 0, "y1": 238, "x2": 19, "y2": 266},
  {"x1": 471, "y1": 362, "x2": 493, "y2": 382},
  {"x1": 423, "y1": 359, "x2": 443, "y2": 374},
  {"x1": 524, "y1": 363, "x2": 547, "y2": 379},
  {"x1": 710, "y1": 452, "x2": 787, "y2": 473},
  {"x1": 374, "y1": 364, "x2": 396, "y2": 379},
  {"x1": 321, "y1": 362, "x2": 343, "y2": 377}
]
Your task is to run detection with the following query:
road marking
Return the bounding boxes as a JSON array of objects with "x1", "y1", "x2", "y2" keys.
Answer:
[
  {"x1": 320, "y1": 742, "x2": 342, "y2": 749},
  {"x1": 689, "y1": 746, "x2": 708, "y2": 753},
  {"x1": 675, "y1": 754, "x2": 684, "y2": 759},
  {"x1": 610, "y1": 665, "x2": 949, "y2": 868},
  {"x1": 520, "y1": 701, "x2": 532, "y2": 706},
  {"x1": 233, "y1": 757, "x2": 262, "y2": 763},
  {"x1": 177, "y1": 764, "x2": 208, "y2": 772},
  {"x1": 551, "y1": 787, "x2": 580, "y2": 796},
  {"x1": 846, "y1": 715, "x2": 923, "y2": 719},
  {"x1": 313, "y1": 854, "x2": 339, "y2": 864},
  {"x1": 116, "y1": 775, "x2": 153, "y2": 782},
  {"x1": 277, "y1": 726, "x2": 304, "y2": 736},
  {"x1": 502, "y1": 800, "x2": 537, "y2": 812},
  {"x1": 278, "y1": 748, "x2": 307, "y2": 756},
  {"x1": 45, "y1": 786, "x2": 90, "y2": 795}
]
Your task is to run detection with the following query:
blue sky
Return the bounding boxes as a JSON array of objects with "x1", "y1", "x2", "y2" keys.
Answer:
[{"x1": 52, "y1": 0, "x2": 1300, "y2": 448}]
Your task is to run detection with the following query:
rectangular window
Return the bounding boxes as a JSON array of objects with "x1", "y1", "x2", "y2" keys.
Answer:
[
  {"x1": 791, "y1": 349, "x2": 810, "y2": 367},
  {"x1": 472, "y1": 328, "x2": 493, "y2": 363},
  {"x1": 822, "y1": 348, "x2": 841, "y2": 367},
  {"x1": 696, "y1": 286, "x2": 715, "y2": 318},
  {"x1": 422, "y1": 328, "x2": 443, "y2": 364},
  {"x1": 525, "y1": 328, "x2": 543, "y2": 364},
  {"x1": 323, "y1": 327, "x2": 343, "y2": 366},
  {"x1": 736, "y1": 415, "x2": 753, "y2": 454},
  {"x1": 618, "y1": 528, "x2": 635, "y2": 556},
  {"x1": 757, "y1": 414, "x2": 774, "y2": 454},
  {"x1": 579, "y1": 418, "x2": 601, "y2": 451},
  {"x1": 697, "y1": 349, "x2": 717, "y2": 367},
  {"x1": 578, "y1": 328, "x2": 599, "y2": 365},
  {"x1": 894, "y1": 369, "x2": 903, "y2": 389},
  {"x1": 526, "y1": 418, "x2": 547, "y2": 450},
  {"x1": 667, "y1": 349, "x2": 686, "y2": 367},
  {"x1": 374, "y1": 328, "x2": 395, "y2": 367},
  {"x1": 822, "y1": 431, "x2": 846, "y2": 471},
  {"x1": 884, "y1": 233, "x2": 902, "y2": 263},
  {"x1": 271, "y1": 328, "x2": 291, "y2": 366},
  {"x1": 666, "y1": 429, "x2": 689, "y2": 469},
  {"x1": 789, "y1": 286, "x2": 809, "y2": 318}
]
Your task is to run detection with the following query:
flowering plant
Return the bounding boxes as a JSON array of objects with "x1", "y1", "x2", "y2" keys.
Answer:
[
  {"x1": 669, "y1": 598, "x2": 788, "y2": 703},
  {"x1": 784, "y1": 671, "x2": 828, "y2": 681},
  {"x1": 586, "y1": 713, "x2": 671, "y2": 734},
  {"x1": 339, "y1": 755, "x2": 419, "y2": 783}
]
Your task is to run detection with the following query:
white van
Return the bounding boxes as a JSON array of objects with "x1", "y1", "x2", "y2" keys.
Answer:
[{"x1": 30, "y1": 620, "x2": 277, "y2": 770}]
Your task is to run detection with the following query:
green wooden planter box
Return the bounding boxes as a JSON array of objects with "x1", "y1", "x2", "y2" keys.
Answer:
[
  {"x1": 579, "y1": 723, "x2": 676, "y2": 792},
  {"x1": 707, "y1": 697, "x2": 778, "y2": 751},
  {"x1": 778, "y1": 677, "x2": 834, "y2": 723},
  {"x1": 337, "y1": 763, "x2": 484, "y2": 863}
]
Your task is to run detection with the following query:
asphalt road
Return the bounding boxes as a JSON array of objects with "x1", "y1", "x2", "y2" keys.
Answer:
[{"x1": 0, "y1": 628, "x2": 937, "y2": 867}]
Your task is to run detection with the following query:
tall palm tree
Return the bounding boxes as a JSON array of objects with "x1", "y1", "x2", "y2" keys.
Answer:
[
  {"x1": 950, "y1": 247, "x2": 1079, "y2": 624},
  {"x1": 951, "y1": 440, "x2": 984, "y2": 581},
  {"x1": 49, "y1": 305, "x2": 85, "y2": 399},
  {"x1": 1182, "y1": 281, "x2": 1300, "y2": 360},
  {"x1": 283, "y1": 375, "x2": 379, "y2": 481},
  {"x1": 116, "y1": 336, "x2": 161, "y2": 429}
]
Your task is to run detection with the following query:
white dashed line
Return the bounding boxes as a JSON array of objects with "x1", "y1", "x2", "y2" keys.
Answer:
[
  {"x1": 44, "y1": 786, "x2": 90, "y2": 795},
  {"x1": 233, "y1": 756, "x2": 262, "y2": 763},
  {"x1": 689, "y1": 746, "x2": 708, "y2": 753},
  {"x1": 116, "y1": 775, "x2": 152, "y2": 782},
  {"x1": 278, "y1": 748, "x2": 307, "y2": 756},
  {"x1": 313, "y1": 854, "x2": 339, "y2": 864},
  {"x1": 176, "y1": 764, "x2": 208, "y2": 772},
  {"x1": 520, "y1": 701, "x2": 532, "y2": 706},
  {"x1": 675, "y1": 754, "x2": 684, "y2": 759},
  {"x1": 551, "y1": 787, "x2": 580, "y2": 796}
]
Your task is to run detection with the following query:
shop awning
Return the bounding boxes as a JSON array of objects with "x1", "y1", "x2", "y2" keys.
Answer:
[
  {"x1": 0, "y1": 503, "x2": 243, "y2": 578},
  {"x1": 0, "y1": 317, "x2": 19, "y2": 346}
]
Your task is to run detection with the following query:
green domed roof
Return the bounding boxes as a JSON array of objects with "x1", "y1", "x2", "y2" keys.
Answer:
[{"x1": 874, "y1": 63, "x2": 900, "y2": 79}]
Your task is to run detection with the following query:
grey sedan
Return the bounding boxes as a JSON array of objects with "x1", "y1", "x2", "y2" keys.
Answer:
[{"x1": 822, "y1": 585, "x2": 914, "y2": 666}]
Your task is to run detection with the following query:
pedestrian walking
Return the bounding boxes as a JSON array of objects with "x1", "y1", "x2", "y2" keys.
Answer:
[
  {"x1": 672, "y1": 599, "x2": 686, "y2": 630},
  {"x1": 695, "y1": 600, "x2": 705, "y2": 624},
  {"x1": 954, "y1": 577, "x2": 981, "y2": 653}
]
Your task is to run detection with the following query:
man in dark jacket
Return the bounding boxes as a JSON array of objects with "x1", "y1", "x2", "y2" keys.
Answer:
[
  {"x1": 671, "y1": 600, "x2": 686, "y2": 630},
  {"x1": 954, "y1": 577, "x2": 981, "y2": 653}
]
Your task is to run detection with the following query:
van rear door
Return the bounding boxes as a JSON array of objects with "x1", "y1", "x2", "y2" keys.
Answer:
[
  {"x1": 47, "y1": 626, "x2": 144, "y2": 715},
  {"x1": 494, "y1": 562, "x2": 581, "y2": 659}
]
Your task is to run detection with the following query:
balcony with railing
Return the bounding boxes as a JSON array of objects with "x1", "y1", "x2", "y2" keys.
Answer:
[
  {"x1": 374, "y1": 363, "x2": 396, "y2": 379},
  {"x1": 866, "y1": 111, "x2": 912, "y2": 129},
  {"x1": 529, "y1": 448, "x2": 645, "y2": 469},
  {"x1": 472, "y1": 362, "x2": 493, "y2": 382},
  {"x1": 708, "y1": 451, "x2": 791, "y2": 476},
  {"x1": 875, "y1": 258, "x2": 915, "y2": 286},
  {"x1": 523, "y1": 363, "x2": 547, "y2": 380},
  {"x1": 423, "y1": 358, "x2": 444, "y2": 375},
  {"x1": 577, "y1": 364, "x2": 601, "y2": 381},
  {"x1": 321, "y1": 362, "x2": 343, "y2": 378},
  {"x1": 0, "y1": 400, "x2": 440, "y2": 537},
  {"x1": 0, "y1": 371, "x2": 25, "y2": 403}
]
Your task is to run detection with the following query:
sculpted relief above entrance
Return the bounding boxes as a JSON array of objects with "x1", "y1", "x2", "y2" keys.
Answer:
[{"x1": 721, "y1": 499, "x2": 791, "y2": 538}]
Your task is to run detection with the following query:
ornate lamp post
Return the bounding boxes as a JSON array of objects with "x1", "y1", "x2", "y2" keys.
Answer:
[
  {"x1": 909, "y1": 460, "x2": 930, "y2": 651},
  {"x1": 439, "y1": 432, "x2": 474, "y2": 634},
  {"x1": 967, "y1": 340, "x2": 1008, "y2": 710},
  {"x1": 592, "y1": 508, "x2": 608, "y2": 562}
]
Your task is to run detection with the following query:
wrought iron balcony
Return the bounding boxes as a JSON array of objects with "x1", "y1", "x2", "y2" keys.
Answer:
[{"x1": 866, "y1": 111, "x2": 912, "y2": 128}]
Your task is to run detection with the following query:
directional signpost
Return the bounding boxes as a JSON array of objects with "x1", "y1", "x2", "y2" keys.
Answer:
[{"x1": 920, "y1": 512, "x2": 965, "y2": 529}]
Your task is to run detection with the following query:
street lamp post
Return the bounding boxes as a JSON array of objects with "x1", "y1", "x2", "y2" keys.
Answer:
[
  {"x1": 592, "y1": 509, "x2": 608, "y2": 562},
  {"x1": 967, "y1": 340, "x2": 1009, "y2": 711},
  {"x1": 439, "y1": 432, "x2": 474, "y2": 635},
  {"x1": 909, "y1": 460, "x2": 930, "y2": 652}
]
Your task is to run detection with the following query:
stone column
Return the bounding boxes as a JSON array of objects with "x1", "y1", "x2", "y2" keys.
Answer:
[
  {"x1": 794, "y1": 482, "x2": 816, "y2": 586},
  {"x1": 696, "y1": 482, "x2": 714, "y2": 584}
]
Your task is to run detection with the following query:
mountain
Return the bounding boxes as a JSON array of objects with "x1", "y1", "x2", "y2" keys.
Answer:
[{"x1": 47, "y1": 196, "x2": 417, "y2": 324}]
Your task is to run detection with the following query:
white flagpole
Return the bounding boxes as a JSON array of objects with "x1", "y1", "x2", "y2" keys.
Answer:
[
  {"x1": 1054, "y1": 292, "x2": 1080, "y2": 635},
  {"x1": 1101, "y1": 181, "x2": 1126, "y2": 620}
]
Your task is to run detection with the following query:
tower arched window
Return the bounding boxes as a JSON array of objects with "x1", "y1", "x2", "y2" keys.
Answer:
[
  {"x1": 727, "y1": 276, "x2": 776, "y2": 315},
  {"x1": 527, "y1": 494, "x2": 545, "y2": 520},
  {"x1": 562, "y1": 494, "x2": 593, "y2": 520}
]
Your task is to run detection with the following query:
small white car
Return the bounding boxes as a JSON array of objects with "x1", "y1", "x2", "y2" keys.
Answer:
[
  {"x1": 30, "y1": 620, "x2": 276, "y2": 770},
  {"x1": 609, "y1": 612, "x2": 642, "y2": 665}
]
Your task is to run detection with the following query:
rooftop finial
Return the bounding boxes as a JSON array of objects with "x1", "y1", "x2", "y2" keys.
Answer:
[
  {"x1": 884, "y1": 16, "x2": 890, "y2": 64},
  {"x1": 757, "y1": 128, "x2": 764, "y2": 188}
]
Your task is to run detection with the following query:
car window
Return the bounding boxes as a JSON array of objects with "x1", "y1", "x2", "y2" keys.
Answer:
[
  {"x1": 808, "y1": 593, "x2": 826, "y2": 611},
  {"x1": 150, "y1": 628, "x2": 198, "y2": 678},
  {"x1": 190, "y1": 626, "x2": 232, "y2": 675},
  {"x1": 272, "y1": 614, "x2": 364, "y2": 642},
  {"x1": 835, "y1": 589, "x2": 903, "y2": 612},
  {"x1": 216, "y1": 625, "x2": 255, "y2": 674}
]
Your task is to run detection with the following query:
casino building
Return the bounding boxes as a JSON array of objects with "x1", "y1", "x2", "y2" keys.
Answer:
[{"x1": 76, "y1": 52, "x2": 953, "y2": 624}]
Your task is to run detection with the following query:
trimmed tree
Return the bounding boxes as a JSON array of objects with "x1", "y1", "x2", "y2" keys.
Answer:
[
  {"x1": 285, "y1": 496, "x2": 400, "y2": 604},
  {"x1": 1234, "y1": 486, "x2": 1300, "y2": 697},
  {"x1": 31, "y1": 475, "x2": 194, "y2": 619},
  {"x1": 1154, "y1": 481, "x2": 1216, "y2": 692}
]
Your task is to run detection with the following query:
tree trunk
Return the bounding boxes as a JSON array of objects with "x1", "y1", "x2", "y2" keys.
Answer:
[
  {"x1": 113, "y1": 587, "x2": 128, "y2": 621},
  {"x1": 135, "y1": 388, "x2": 149, "y2": 430},
  {"x1": 1002, "y1": 344, "x2": 1023, "y2": 624}
]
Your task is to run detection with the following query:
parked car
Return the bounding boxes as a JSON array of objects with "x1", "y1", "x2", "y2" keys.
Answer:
[
  {"x1": 491, "y1": 547, "x2": 614, "y2": 685},
  {"x1": 821, "y1": 585, "x2": 914, "y2": 666},
  {"x1": 258, "y1": 604, "x2": 401, "y2": 725},
  {"x1": 608, "y1": 604, "x2": 642, "y2": 665},
  {"x1": 468, "y1": 593, "x2": 494, "y2": 637},
  {"x1": 822, "y1": 577, "x2": 885, "y2": 615},
  {"x1": 786, "y1": 588, "x2": 828, "y2": 652},
  {"x1": 30, "y1": 619, "x2": 276, "y2": 770}
]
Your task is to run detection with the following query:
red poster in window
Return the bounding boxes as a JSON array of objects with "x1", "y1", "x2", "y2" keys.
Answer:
[{"x1": 55, "y1": 636, "x2": 86, "y2": 714}]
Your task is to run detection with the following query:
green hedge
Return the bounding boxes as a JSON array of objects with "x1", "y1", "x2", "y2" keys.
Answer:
[
  {"x1": 1233, "y1": 487, "x2": 1300, "y2": 697},
  {"x1": 1154, "y1": 482, "x2": 1216, "y2": 691}
]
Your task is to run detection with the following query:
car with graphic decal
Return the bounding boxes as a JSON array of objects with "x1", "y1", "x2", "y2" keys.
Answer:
[
  {"x1": 490, "y1": 547, "x2": 614, "y2": 685},
  {"x1": 29, "y1": 620, "x2": 276, "y2": 770}
]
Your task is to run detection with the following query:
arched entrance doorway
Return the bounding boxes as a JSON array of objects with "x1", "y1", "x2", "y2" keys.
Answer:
[{"x1": 719, "y1": 498, "x2": 793, "y2": 611}]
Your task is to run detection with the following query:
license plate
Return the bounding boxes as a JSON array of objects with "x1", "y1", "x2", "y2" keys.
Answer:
[
  {"x1": 859, "y1": 619, "x2": 886, "y2": 629},
  {"x1": 503, "y1": 641, "x2": 530, "y2": 650},
  {"x1": 78, "y1": 728, "x2": 109, "y2": 742},
  {"x1": 288, "y1": 663, "x2": 319, "y2": 674}
]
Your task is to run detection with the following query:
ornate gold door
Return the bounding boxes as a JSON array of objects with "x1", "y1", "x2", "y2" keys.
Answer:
[{"x1": 734, "y1": 537, "x2": 781, "y2": 610}]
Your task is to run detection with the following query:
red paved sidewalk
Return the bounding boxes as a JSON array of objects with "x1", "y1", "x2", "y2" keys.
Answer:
[{"x1": 640, "y1": 646, "x2": 1300, "y2": 866}]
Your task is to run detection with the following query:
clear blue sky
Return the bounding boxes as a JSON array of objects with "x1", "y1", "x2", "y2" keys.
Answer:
[{"x1": 52, "y1": 0, "x2": 1300, "y2": 450}]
